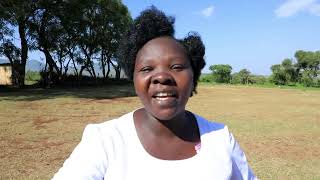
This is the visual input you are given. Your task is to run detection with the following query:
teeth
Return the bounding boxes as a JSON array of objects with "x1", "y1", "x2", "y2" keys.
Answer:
[{"x1": 154, "y1": 92, "x2": 175, "y2": 97}]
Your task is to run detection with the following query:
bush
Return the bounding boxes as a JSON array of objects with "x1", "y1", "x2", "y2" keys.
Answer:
[
  {"x1": 230, "y1": 73, "x2": 241, "y2": 84},
  {"x1": 301, "y1": 70, "x2": 314, "y2": 87},
  {"x1": 39, "y1": 69, "x2": 61, "y2": 87},
  {"x1": 25, "y1": 70, "x2": 41, "y2": 82},
  {"x1": 199, "y1": 74, "x2": 215, "y2": 83},
  {"x1": 250, "y1": 75, "x2": 267, "y2": 85}
]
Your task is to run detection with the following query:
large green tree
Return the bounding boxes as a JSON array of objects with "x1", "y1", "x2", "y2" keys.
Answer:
[
  {"x1": 270, "y1": 64, "x2": 287, "y2": 85},
  {"x1": 270, "y1": 50, "x2": 319, "y2": 87},
  {"x1": 238, "y1": 69, "x2": 251, "y2": 84},
  {"x1": 93, "y1": 0, "x2": 132, "y2": 79},
  {"x1": 209, "y1": 64, "x2": 232, "y2": 83},
  {"x1": 270, "y1": 59, "x2": 298, "y2": 85},
  {"x1": 1, "y1": 0, "x2": 132, "y2": 86},
  {"x1": 294, "y1": 50, "x2": 319, "y2": 86},
  {"x1": 61, "y1": 0, "x2": 131, "y2": 80},
  {"x1": 0, "y1": 0, "x2": 36, "y2": 87}
]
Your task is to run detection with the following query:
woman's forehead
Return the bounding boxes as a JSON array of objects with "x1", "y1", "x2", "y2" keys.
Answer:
[{"x1": 136, "y1": 36, "x2": 187, "y2": 61}]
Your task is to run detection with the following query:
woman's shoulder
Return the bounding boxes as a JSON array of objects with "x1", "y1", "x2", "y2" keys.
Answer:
[
  {"x1": 83, "y1": 111, "x2": 135, "y2": 142},
  {"x1": 89, "y1": 111, "x2": 134, "y2": 130},
  {"x1": 192, "y1": 113, "x2": 229, "y2": 135}
]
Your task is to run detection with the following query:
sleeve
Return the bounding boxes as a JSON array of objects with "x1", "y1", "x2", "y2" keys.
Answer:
[
  {"x1": 52, "y1": 124, "x2": 108, "y2": 180},
  {"x1": 229, "y1": 132, "x2": 257, "y2": 180}
]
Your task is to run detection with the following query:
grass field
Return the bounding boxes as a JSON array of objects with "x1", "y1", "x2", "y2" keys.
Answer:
[{"x1": 0, "y1": 84, "x2": 319, "y2": 179}]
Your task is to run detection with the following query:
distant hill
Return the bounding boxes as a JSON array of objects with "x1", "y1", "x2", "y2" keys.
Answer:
[
  {"x1": 26, "y1": 59, "x2": 45, "y2": 71},
  {"x1": 0, "y1": 58, "x2": 44, "y2": 71}
]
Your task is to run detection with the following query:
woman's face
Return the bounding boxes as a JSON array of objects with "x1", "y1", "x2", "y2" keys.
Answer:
[{"x1": 134, "y1": 37, "x2": 194, "y2": 120}]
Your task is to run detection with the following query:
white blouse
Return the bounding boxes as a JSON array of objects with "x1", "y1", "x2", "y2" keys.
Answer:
[{"x1": 52, "y1": 110, "x2": 257, "y2": 180}]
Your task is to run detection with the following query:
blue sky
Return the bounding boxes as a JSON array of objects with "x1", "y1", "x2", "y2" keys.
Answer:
[{"x1": 122, "y1": 0, "x2": 320, "y2": 75}]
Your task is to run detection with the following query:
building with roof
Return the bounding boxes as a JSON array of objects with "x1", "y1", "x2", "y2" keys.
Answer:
[{"x1": 0, "y1": 63, "x2": 12, "y2": 85}]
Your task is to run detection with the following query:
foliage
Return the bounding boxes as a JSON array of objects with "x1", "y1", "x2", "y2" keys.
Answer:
[
  {"x1": 1, "y1": 0, "x2": 132, "y2": 88},
  {"x1": 231, "y1": 69, "x2": 252, "y2": 84},
  {"x1": 25, "y1": 70, "x2": 41, "y2": 84},
  {"x1": 230, "y1": 72, "x2": 241, "y2": 84},
  {"x1": 0, "y1": 0, "x2": 36, "y2": 87},
  {"x1": 270, "y1": 58, "x2": 299, "y2": 85},
  {"x1": 209, "y1": 64, "x2": 232, "y2": 83},
  {"x1": 199, "y1": 74, "x2": 215, "y2": 83},
  {"x1": 270, "y1": 64, "x2": 287, "y2": 85},
  {"x1": 203, "y1": 50, "x2": 318, "y2": 88},
  {"x1": 270, "y1": 50, "x2": 319, "y2": 87},
  {"x1": 250, "y1": 75, "x2": 267, "y2": 85},
  {"x1": 300, "y1": 70, "x2": 320, "y2": 87}
]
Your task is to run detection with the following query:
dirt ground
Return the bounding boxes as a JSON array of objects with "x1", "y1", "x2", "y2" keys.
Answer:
[{"x1": 0, "y1": 84, "x2": 319, "y2": 179}]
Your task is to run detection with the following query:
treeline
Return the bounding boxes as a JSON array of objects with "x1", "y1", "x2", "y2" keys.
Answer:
[
  {"x1": 201, "y1": 50, "x2": 320, "y2": 88},
  {"x1": 0, "y1": 0, "x2": 132, "y2": 87}
]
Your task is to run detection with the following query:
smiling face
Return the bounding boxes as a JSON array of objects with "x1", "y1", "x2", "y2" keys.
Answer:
[{"x1": 134, "y1": 36, "x2": 194, "y2": 120}]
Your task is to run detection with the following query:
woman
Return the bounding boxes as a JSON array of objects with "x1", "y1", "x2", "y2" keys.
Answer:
[{"x1": 53, "y1": 6, "x2": 257, "y2": 180}]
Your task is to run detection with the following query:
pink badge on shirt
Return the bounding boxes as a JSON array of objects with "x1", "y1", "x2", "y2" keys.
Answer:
[{"x1": 195, "y1": 143, "x2": 201, "y2": 154}]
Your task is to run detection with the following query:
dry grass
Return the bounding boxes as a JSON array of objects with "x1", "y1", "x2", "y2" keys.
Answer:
[{"x1": 0, "y1": 84, "x2": 319, "y2": 179}]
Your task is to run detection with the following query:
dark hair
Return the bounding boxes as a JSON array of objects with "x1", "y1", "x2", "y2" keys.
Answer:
[{"x1": 118, "y1": 6, "x2": 206, "y2": 94}]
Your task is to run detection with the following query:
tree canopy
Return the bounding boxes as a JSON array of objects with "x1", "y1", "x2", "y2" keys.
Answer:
[
  {"x1": 0, "y1": 0, "x2": 132, "y2": 87},
  {"x1": 271, "y1": 50, "x2": 319, "y2": 86},
  {"x1": 209, "y1": 64, "x2": 232, "y2": 83}
]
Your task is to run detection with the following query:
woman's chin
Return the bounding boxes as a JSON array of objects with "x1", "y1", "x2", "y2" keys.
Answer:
[{"x1": 148, "y1": 107, "x2": 183, "y2": 121}]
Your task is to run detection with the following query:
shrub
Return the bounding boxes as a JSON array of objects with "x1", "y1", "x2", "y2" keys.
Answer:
[
  {"x1": 250, "y1": 75, "x2": 267, "y2": 85},
  {"x1": 231, "y1": 73, "x2": 241, "y2": 84},
  {"x1": 199, "y1": 74, "x2": 215, "y2": 83},
  {"x1": 25, "y1": 70, "x2": 41, "y2": 82},
  {"x1": 301, "y1": 70, "x2": 314, "y2": 87}
]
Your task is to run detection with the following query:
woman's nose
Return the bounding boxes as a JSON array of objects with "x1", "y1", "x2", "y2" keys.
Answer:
[{"x1": 151, "y1": 72, "x2": 176, "y2": 85}]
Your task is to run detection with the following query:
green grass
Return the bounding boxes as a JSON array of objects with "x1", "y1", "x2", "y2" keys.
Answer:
[{"x1": 24, "y1": 70, "x2": 41, "y2": 85}]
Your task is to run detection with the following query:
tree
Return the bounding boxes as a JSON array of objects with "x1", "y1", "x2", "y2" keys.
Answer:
[
  {"x1": 93, "y1": 0, "x2": 132, "y2": 80},
  {"x1": 270, "y1": 58, "x2": 298, "y2": 85},
  {"x1": 28, "y1": 0, "x2": 66, "y2": 87},
  {"x1": 209, "y1": 64, "x2": 232, "y2": 83},
  {"x1": 238, "y1": 69, "x2": 251, "y2": 84},
  {"x1": 270, "y1": 64, "x2": 286, "y2": 85},
  {"x1": 1, "y1": 0, "x2": 132, "y2": 87},
  {"x1": 294, "y1": 50, "x2": 319, "y2": 86},
  {"x1": 282, "y1": 58, "x2": 298, "y2": 83},
  {"x1": 250, "y1": 75, "x2": 267, "y2": 85},
  {"x1": 230, "y1": 73, "x2": 241, "y2": 84},
  {"x1": 61, "y1": 0, "x2": 131, "y2": 80},
  {"x1": 0, "y1": 0, "x2": 36, "y2": 87}
]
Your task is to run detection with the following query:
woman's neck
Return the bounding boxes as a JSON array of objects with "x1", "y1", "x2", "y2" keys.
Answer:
[{"x1": 135, "y1": 108, "x2": 200, "y2": 142}]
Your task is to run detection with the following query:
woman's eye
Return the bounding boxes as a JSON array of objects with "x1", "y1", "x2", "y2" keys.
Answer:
[
  {"x1": 140, "y1": 66, "x2": 152, "y2": 72},
  {"x1": 172, "y1": 64, "x2": 185, "y2": 71}
]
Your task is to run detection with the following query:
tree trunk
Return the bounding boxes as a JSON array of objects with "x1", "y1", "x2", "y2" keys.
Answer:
[
  {"x1": 115, "y1": 66, "x2": 121, "y2": 80},
  {"x1": 18, "y1": 20, "x2": 28, "y2": 87},
  {"x1": 110, "y1": 60, "x2": 121, "y2": 80},
  {"x1": 43, "y1": 47, "x2": 61, "y2": 75},
  {"x1": 64, "y1": 58, "x2": 71, "y2": 76},
  {"x1": 79, "y1": 66, "x2": 86, "y2": 85},
  {"x1": 88, "y1": 60, "x2": 96, "y2": 79},
  {"x1": 101, "y1": 52, "x2": 106, "y2": 78},
  {"x1": 106, "y1": 58, "x2": 111, "y2": 78},
  {"x1": 68, "y1": 50, "x2": 79, "y2": 76}
]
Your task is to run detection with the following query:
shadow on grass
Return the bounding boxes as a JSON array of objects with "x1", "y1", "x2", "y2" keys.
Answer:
[{"x1": 0, "y1": 83, "x2": 136, "y2": 101}]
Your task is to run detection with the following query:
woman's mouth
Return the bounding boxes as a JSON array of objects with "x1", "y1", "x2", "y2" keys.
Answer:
[
  {"x1": 151, "y1": 91, "x2": 178, "y2": 108},
  {"x1": 152, "y1": 92, "x2": 177, "y2": 100}
]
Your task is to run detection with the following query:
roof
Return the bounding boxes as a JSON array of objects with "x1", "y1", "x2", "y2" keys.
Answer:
[{"x1": 0, "y1": 63, "x2": 11, "y2": 66}]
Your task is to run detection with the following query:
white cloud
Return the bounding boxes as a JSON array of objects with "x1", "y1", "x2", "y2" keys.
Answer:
[
  {"x1": 309, "y1": 3, "x2": 320, "y2": 15},
  {"x1": 275, "y1": 0, "x2": 320, "y2": 17},
  {"x1": 201, "y1": 5, "x2": 215, "y2": 17}
]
